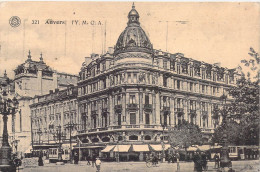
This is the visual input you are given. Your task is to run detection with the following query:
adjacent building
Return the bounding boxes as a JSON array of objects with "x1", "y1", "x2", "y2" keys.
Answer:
[{"x1": 0, "y1": 51, "x2": 78, "y2": 155}]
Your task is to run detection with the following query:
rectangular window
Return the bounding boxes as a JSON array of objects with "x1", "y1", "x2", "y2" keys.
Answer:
[
  {"x1": 145, "y1": 113, "x2": 150, "y2": 124},
  {"x1": 130, "y1": 113, "x2": 136, "y2": 124},
  {"x1": 202, "y1": 85, "x2": 205, "y2": 93},
  {"x1": 177, "y1": 80, "x2": 180, "y2": 90},
  {"x1": 163, "y1": 76, "x2": 167, "y2": 87},
  {"x1": 163, "y1": 60, "x2": 168, "y2": 69},
  {"x1": 130, "y1": 95, "x2": 136, "y2": 104},
  {"x1": 145, "y1": 95, "x2": 149, "y2": 104},
  {"x1": 190, "y1": 82, "x2": 193, "y2": 92}
]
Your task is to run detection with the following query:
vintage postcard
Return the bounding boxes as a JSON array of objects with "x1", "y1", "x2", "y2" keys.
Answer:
[{"x1": 0, "y1": 1, "x2": 259, "y2": 172}]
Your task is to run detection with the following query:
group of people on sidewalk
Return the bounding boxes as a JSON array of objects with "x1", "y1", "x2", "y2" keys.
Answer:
[
  {"x1": 192, "y1": 149, "x2": 208, "y2": 172},
  {"x1": 74, "y1": 153, "x2": 101, "y2": 172}
]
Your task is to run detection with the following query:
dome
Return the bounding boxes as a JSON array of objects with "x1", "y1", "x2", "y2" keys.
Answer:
[{"x1": 114, "y1": 3, "x2": 153, "y2": 55}]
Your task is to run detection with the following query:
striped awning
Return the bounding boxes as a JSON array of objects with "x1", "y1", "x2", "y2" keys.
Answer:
[
  {"x1": 101, "y1": 145, "x2": 116, "y2": 153},
  {"x1": 113, "y1": 145, "x2": 131, "y2": 153},
  {"x1": 132, "y1": 145, "x2": 150, "y2": 152}
]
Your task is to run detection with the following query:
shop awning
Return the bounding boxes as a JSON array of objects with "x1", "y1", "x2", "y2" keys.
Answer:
[
  {"x1": 164, "y1": 144, "x2": 171, "y2": 150},
  {"x1": 149, "y1": 144, "x2": 162, "y2": 151},
  {"x1": 113, "y1": 145, "x2": 131, "y2": 153},
  {"x1": 197, "y1": 145, "x2": 211, "y2": 151},
  {"x1": 132, "y1": 145, "x2": 150, "y2": 152},
  {"x1": 101, "y1": 145, "x2": 116, "y2": 153},
  {"x1": 187, "y1": 146, "x2": 198, "y2": 151}
]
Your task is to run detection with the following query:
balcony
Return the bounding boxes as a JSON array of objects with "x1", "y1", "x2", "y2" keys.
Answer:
[
  {"x1": 175, "y1": 108, "x2": 184, "y2": 117},
  {"x1": 175, "y1": 108, "x2": 184, "y2": 113},
  {"x1": 125, "y1": 125, "x2": 140, "y2": 129},
  {"x1": 127, "y1": 104, "x2": 138, "y2": 111},
  {"x1": 202, "y1": 111, "x2": 208, "y2": 118},
  {"x1": 201, "y1": 128, "x2": 214, "y2": 134},
  {"x1": 91, "y1": 110, "x2": 97, "y2": 115},
  {"x1": 88, "y1": 128, "x2": 98, "y2": 132},
  {"x1": 114, "y1": 104, "x2": 122, "y2": 113},
  {"x1": 162, "y1": 106, "x2": 170, "y2": 112},
  {"x1": 102, "y1": 108, "x2": 108, "y2": 113},
  {"x1": 190, "y1": 109, "x2": 196, "y2": 115},
  {"x1": 144, "y1": 104, "x2": 152, "y2": 112}
]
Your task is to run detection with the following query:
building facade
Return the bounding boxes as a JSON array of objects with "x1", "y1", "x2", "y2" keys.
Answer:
[
  {"x1": 75, "y1": 4, "x2": 241, "y2": 161},
  {"x1": 30, "y1": 86, "x2": 79, "y2": 152},
  {"x1": 0, "y1": 51, "x2": 78, "y2": 156}
]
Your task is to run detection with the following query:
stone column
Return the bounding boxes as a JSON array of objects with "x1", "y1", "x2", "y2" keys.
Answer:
[
  {"x1": 126, "y1": 92, "x2": 129, "y2": 125},
  {"x1": 196, "y1": 101, "x2": 200, "y2": 126},
  {"x1": 136, "y1": 92, "x2": 140, "y2": 124},
  {"x1": 155, "y1": 91, "x2": 160, "y2": 125},
  {"x1": 208, "y1": 102, "x2": 212, "y2": 128},
  {"x1": 170, "y1": 97, "x2": 175, "y2": 127},
  {"x1": 139, "y1": 88, "x2": 143, "y2": 124},
  {"x1": 122, "y1": 89, "x2": 126, "y2": 125},
  {"x1": 152, "y1": 90, "x2": 156, "y2": 124},
  {"x1": 109, "y1": 94, "x2": 113, "y2": 126}
]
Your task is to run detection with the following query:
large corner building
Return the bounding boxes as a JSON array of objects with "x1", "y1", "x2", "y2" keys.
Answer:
[{"x1": 30, "y1": 4, "x2": 241, "y2": 161}]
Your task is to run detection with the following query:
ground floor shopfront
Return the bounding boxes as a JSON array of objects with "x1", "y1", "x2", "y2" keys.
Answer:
[{"x1": 73, "y1": 143, "x2": 172, "y2": 162}]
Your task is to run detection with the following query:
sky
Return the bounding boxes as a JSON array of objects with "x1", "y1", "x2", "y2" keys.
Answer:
[{"x1": 0, "y1": 2, "x2": 259, "y2": 78}]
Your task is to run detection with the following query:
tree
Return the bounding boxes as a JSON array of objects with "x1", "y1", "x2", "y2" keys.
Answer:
[
  {"x1": 168, "y1": 120, "x2": 203, "y2": 147},
  {"x1": 212, "y1": 47, "x2": 259, "y2": 145},
  {"x1": 212, "y1": 120, "x2": 242, "y2": 145}
]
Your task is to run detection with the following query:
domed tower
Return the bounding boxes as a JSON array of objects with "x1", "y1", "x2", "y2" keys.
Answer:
[{"x1": 114, "y1": 3, "x2": 153, "y2": 65}]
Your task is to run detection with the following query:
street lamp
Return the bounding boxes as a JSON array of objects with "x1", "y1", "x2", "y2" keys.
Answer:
[
  {"x1": 53, "y1": 125, "x2": 65, "y2": 165},
  {"x1": 37, "y1": 128, "x2": 42, "y2": 145},
  {"x1": 0, "y1": 78, "x2": 19, "y2": 169},
  {"x1": 219, "y1": 94, "x2": 232, "y2": 171}
]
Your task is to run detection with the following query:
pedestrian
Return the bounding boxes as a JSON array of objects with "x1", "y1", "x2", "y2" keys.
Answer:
[
  {"x1": 95, "y1": 157, "x2": 101, "y2": 172},
  {"x1": 214, "y1": 153, "x2": 220, "y2": 169},
  {"x1": 176, "y1": 152, "x2": 180, "y2": 172},
  {"x1": 74, "y1": 152, "x2": 79, "y2": 164},
  {"x1": 193, "y1": 149, "x2": 202, "y2": 172},
  {"x1": 38, "y1": 155, "x2": 44, "y2": 166},
  {"x1": 87, "y1": 155, "x2": 91, "y2": 165},
  {"x1": 201, "y1": 151, "x2": 207, "y2": 171},
  {"x1": 92, "y1": 155, "x2": 96, "y2": 167}
]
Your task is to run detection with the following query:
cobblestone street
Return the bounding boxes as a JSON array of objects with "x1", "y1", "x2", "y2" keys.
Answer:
[{"x1": 20, "y1": 160, "x2": 259, "y2": 172}]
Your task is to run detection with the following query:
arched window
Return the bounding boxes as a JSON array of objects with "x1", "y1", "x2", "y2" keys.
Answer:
[
  {"x1": 92, "y1": 137, "x2": 99, "y2": 143},
  {"x1": 129, "y1": 135, "x2": 138, "y2": 141},
  {"x1": 144, "y1": 135, "x2": 151, "y2": 140},
  {"x1": 102, "y1": 137, "x2": 110, "y2": 142}
]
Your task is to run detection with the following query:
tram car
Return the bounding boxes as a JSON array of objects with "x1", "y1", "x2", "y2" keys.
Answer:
[
  {"x1": 228, "y1": 145, "x2": 259, "y2": 160},
  {"x1": 49, "y1": 147, "x2": 70, "y2": 163}
]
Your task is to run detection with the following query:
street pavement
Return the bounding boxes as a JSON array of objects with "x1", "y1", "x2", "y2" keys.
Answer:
[{"x1": 20, "y1": 160, "x2": 259, "y2": 172}]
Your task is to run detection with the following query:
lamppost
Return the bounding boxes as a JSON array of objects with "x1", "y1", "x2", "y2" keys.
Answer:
[
  {"x1": 37, "y1": 128, "x2": 42, "y2": 146},
  {"x1": 53, "y1": 125, "x2": 65, "y2": 165},
  {"x1": 0, "y1": 78, "x2": 19, "y2": 169},
  {"x1": 219, "y1": 94, "x2": 232, "y2": 171},
  {"x1": 161, "y1": 124, "x2": 166, "y2": 163}
]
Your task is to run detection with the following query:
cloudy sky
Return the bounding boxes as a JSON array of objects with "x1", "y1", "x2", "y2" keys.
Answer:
[{"x1": 0, "y1": 2, "x2": 259, "y2": 78}]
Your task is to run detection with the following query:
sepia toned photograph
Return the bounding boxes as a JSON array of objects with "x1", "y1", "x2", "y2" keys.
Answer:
[{"x1": 0, "y1": 1, "x2": 259, "y2": 172}]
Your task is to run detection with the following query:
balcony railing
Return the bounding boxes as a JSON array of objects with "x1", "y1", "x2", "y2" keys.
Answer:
[
  {"x1": 88, "y1": 128, "x2": 98, "y2": 132},
  {"x1": 202, "y1": 111, "x2": 208, "y2": 118},
  {"x1": 162, "y1": 106, "x2": 170, "y2": 112},
  {"x1": 144, "y1": 104, "x2": 152, "y2": 112},
  {"x1": 91, "y1": 110, "x2": 97, "y2": 115},
  {"x1": 175, "y1": 108, "x2": 184, "y2": 112},
  {"x1": 190, "y1": 109, "x2": 196, "y2": 114},
  {"x1": 125, "y1": 125, "x2": 140, "y2": 128},
  {"x1": 127, "y1": 104, "x2": 138, "y2": 110}
]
